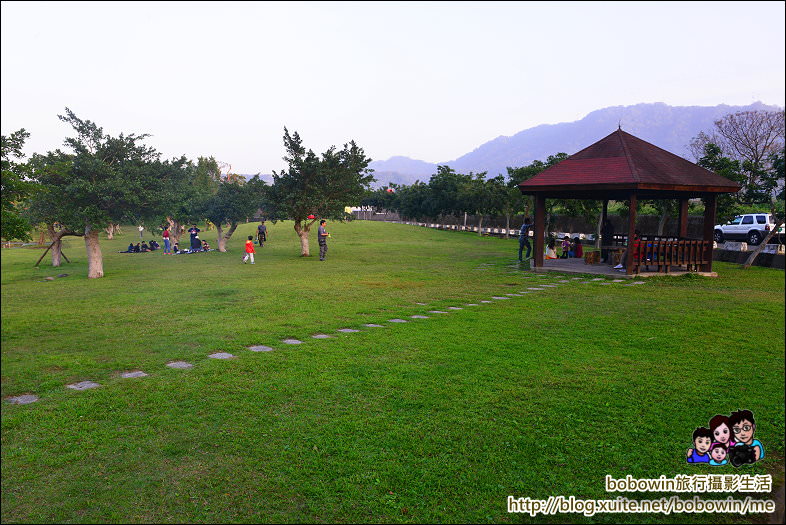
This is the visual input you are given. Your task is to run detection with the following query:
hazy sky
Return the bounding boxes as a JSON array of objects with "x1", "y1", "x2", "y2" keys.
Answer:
[{"x1": 2, "y1": 1, "x2": 784, "y2": 174}]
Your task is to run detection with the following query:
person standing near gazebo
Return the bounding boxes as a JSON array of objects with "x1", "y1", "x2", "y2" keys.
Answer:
[{"x1": 518, "y1": 217, "x2": 533, "y2": 261}]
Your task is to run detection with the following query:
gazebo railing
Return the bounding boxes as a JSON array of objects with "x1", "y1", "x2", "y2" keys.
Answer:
[{"x1": 631, "y1": 240, "x2": 712, "y2": 274}]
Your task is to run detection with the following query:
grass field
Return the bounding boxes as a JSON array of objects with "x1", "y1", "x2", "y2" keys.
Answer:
[{"x1": 2, "y1": 220, "x2": 784, "y2": 523}]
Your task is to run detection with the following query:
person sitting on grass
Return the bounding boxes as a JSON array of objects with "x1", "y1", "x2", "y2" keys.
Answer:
[
  {"x1": 546, "y1": 239, "x2": 558, "y2": 259},
  {"x1": 149, "y1": 240, "x2": 160, "y2": 250},
  {"x1": 120, "y1": 242, "x2": 134, "y2": 253},
  {"x1": 133, "y1": 242, "x2": 142, "y2": 253},
  {"x1": 573, "y1": 237, "x2": 583, "y2": 258},
  {"x1": 140, "y1": 242, "x2": 150, "y2": 252},
  {"x1": 560, "y1": 235, "x2": 571, "y2": 259}
]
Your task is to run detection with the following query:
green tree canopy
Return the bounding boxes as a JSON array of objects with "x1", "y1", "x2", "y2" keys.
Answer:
[
  {"x1": 1, "y1": 129, "x2": 36, "y2": 241},
  {"x1": 268, "y1": 128, "x2": 374, "y2": 256}
]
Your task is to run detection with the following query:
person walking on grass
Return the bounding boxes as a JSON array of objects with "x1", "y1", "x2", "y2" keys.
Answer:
[
  {"x1": 162, "y1": 225, "x2": 172, "y2": 254},
  {"x1": 518, "y1": 217, "x2": 533, "y2": 261},
  {"x1": 257, "y1": 220, "x2": 267, "y2": 247},
  {"x1": 318, "y1": 219, "x2": 329, "y2": 261},
  {"x1": 242, "y1": 235, "x2": 256, "y2": 264}
]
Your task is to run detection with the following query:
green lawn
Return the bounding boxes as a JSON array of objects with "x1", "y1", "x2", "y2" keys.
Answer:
[{"x1": 2, "y1": 220, "x2": 784, "y2": 523}]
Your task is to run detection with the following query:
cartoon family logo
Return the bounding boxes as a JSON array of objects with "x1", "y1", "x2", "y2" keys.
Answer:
[{"x1": 686, "y1": 409, "x2": 765, "y2": 467}]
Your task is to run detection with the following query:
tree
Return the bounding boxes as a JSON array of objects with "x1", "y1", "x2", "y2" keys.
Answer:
[
  {"x1": 30, "y1": 108, "x2": 175, "y2": 278},
  {"x1": 161, "y1": 156, "x2": 220, "y2": 245},
  {"x1": 1, "y1": 129, "x2": 37, "y2": 241},
  {"x1": 268, "y1": 128, "x2": 374, "y2": 256},
  {"x1": 201, "y1": 177, "x2": 267, "y2": 252},
  {"x1": 743, "y1": 149, "x2": 785, "y2": 268},
  {"x1": 696, "y1": 143, "x2": 745, "y2": 220},
  {"x1": 458, "y1": 172, "x2": 494, "y2": 234}
]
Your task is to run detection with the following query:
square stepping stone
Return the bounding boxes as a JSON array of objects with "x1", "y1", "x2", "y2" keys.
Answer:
[
  {"x1": 282, "y1": 339, "x2": 303, "y2": 345},
  {"x1": 167, "y1": 361, "x2": 193, "y2": 369},
  {"x1": 337, "y1": 328, "x2": 360, "y2": 333},
  {"x1": 248, "y1": 345, "x2": 274, "y2": 352},
  {"x1": 414, "y1": 302, "x2": 427, "y2": 305},
  {"x1": 527, "y1": 287, "x2": 544, "y2": 291},
  {"x1": 410, "y1": 315, "x2": 429, "y2": 319},
  {"x1": 480, "y1": 300, "x2": 492, "y2": 303},
  {"x1": 508, "y1": 293, "x2": 523, "y2": 297},
  {"x1": 464, "y1": 303, "x2": 478, "y2": 306},
  {"x1": 571, "y1": 277, "x2": 583, "y2": 280},
  {"x1": 121, "y1": 371, "x2": 148, "y2": 378},
  {"x1": 581, "y1": 281, "x2": 593, "y2": 284},
  {"x1": 66, "y1": 381, "x2": 100, "y2": 391},
  {"x1": 491, "y1": 296, "x2": 510, "y2": 300},
  {"x1": 559, "y1": 280, "x2": 571, "y2": 283},
  {"x1": 632, "y1": 281, "x2": 646, "y2": 285},
  {"x1": 312, "y1": 334, "x2": 332, "y2": 339},
  {"x1": 592, "y1": 278, "x2": 605, "y2": 281},
  {"x1": 447, "y1": 306, "x2": 463, "y2": 310},
  {"x1": 612, "y1": 279, "x2": 625, "y2": 283},
  {"x1": 6, "y1": 394, "x2": 38, "y2": 405},
  {"x1": 388, "y1": 319, "x2": 408, "y2": 323},
  {"x1": 209, "y1": 352, "x2": 235, "y2": 359},
  {"x1": 541, "y1": 284, "x2": 557, "y2": 288},
  {"x1": 600, "y1": 282, "x2": 612, "y2": 285},
  {"x1": 520, "y1": 291, "x2": 531, "y2": 294},
  {"x1": 428, "y1": 310, "x2": 449, "y2": 313},
  {"x1": 363, "y1": 324, "x2": 384, "y2": 328}
]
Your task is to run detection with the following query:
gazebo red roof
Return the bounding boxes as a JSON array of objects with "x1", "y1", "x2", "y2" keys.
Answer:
[{"x1": 518, "y1": 129, "x2": 740, "y2": 198}]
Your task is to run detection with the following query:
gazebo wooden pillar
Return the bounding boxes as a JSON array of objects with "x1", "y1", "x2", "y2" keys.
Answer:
[
  {"x1": 626, "y1": 192, "x2": 637, "y2": 275},
  {"x1": 534, "y1": 194, "x2": 546, "y2": 268},
  {"x1": 678, "y1": 198, "x2": 690, "y2": 238},
  {"x1": 702, "y1": 194, "x2": 717, "y2": 272}
]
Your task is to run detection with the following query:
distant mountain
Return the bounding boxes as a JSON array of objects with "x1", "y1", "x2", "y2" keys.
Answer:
[{"x1": 368, "y1": 101, "x2": 783, "y2": 186}]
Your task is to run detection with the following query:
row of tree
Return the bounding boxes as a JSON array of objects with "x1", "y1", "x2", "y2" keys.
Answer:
[
  {"x1": 362, "y1": 110, "x2": 784, "y2": 253},
  {"x1": 1, "y1": 110, "x2": 374, "y2": 278}
]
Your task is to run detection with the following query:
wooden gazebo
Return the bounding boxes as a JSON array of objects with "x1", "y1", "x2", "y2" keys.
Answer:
[{"x1": 518, "y1": 129, "x2": 741, "y2": 275}]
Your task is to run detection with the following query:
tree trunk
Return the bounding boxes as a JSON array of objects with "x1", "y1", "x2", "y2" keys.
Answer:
[
  {"x1": 48, "y1": 224, "x2": 63, "y2": 267},
  {"x1": 104, "y1": 223, "x2": 119, "y2": 240},
  {"x1": 84, "y1": 226, "x2": 104, "y2": 279},
  {"x1": 657, "y1": 209, "x2": 669, "y2": 236},
  {"x1": 294, "y1": 221, "x2": 311, "y2": 256},
  {"x1": 167, "y1": 218, "x2": 182, "y2": 245},
  {"x1": 595, "y1": 211, "x2": 603, "y2": 249},
  {"x1": 477, "y1": 215, "x2": 484, "y2": 236},
  {"x1": 742, "y1": 220, "x2": 783, "y2": 269},
  {"x1": 504, "y1": 214, "x2": 510, "y2": 239},
  {"x1": 216, "y1": 222, "x2": 239, "y2": 252}
]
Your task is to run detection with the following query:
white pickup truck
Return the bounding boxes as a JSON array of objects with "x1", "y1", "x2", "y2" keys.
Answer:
[{"x1": 714, "y1": 213, "x2": 784, "y2": 245}]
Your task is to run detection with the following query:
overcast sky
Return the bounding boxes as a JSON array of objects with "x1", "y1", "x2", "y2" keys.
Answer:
[{"x1": 2, "y1": 1, "x2": 784, "y2": 174}]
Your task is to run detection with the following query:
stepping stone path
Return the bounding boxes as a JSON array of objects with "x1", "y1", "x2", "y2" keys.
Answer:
[
  {"x1": 167, "y1": 361, "x2": 193, "y2": 369},
  {"x1": 600, "y1": 282, "x2": 612, "y2": 285},
  {"x1": 121, "y1": 371, "x2": 148, "y2": 378},
  {"x1": 464, "y1": 303, "x2": 478, "y2": 306},
  {"x1": 67, "y1": 381, "x2": 100, "y2": 391},
  {"x1": 559, "y1": 280, "x2": 571, "y2": 283},
  {"x1": 612, "y1": 279, "x2": 625, "y2": 283},
  {"x1": 633, "y1": 281, "x2": 646, "y2": 285},
  {"x1": 508, "y1": 293, "x2": 523, "y2": 297},
  {"x1": 527, "y1": 287, "x2": 544, "y2": 290},
  {"x1": 592, "y1": 278, "x2": 605, "y2": 281},
  {"x1": 415, "y1": 302, "x2": 427, "y2": 305},
  {"x1": 337, "y1": 328, "x2": 360, "y2": 333},
  {"x1": 480, "y1": 300, "x2": 492, "y2": 303},
  {"x1": 312, "y1": 334, "x2": 332, "y2": 339},
  {"x1": 572, "y1": 277, "x2": 584, "y2": 280},
  {"x1": 428, "y1": 310, "x2": 449, "y2": 314},
  {"x1": 6, "y1": 394, "x2": 38, "y2": 405},
  {"x1": 208, "y1": 352, "x2": 235, "y2": 359},
  {"x1": 541, "y1": 284, "x2": 557, "y2": 288},
  {"x1": 410, "y1": 315, "x2": 429, "y2": 319},
  {"x1": 363, "y1": 324, "x2": 384, "y2": 328},
  {"x1": 447, "y1": 306, "x2": 463, "y2": 310},
  {"x1": 248, "y1": 345, "x2": 274, "y2": 352},
  {"x1": 282, "y1": 339, "x2": 303, "y2": 345},
  {"x1": 388, "y1": 319, "x2": 408, "y2": 323},
  {"x1": 491, "y1": 296, "x2": 510, "y2": 300}
]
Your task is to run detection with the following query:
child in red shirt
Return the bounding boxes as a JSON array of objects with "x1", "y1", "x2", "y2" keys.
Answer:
[{"x1": 242, "y1": 235, "x2": 255, "y2": 264}]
